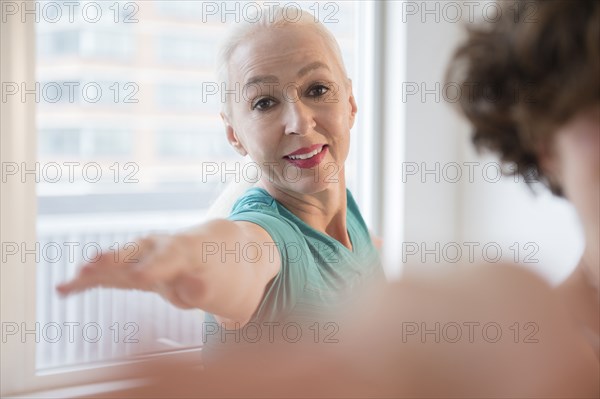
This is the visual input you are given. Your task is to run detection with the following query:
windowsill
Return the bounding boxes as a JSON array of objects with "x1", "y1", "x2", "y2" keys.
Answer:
[
  {"x1": 7, "y1": 378, "x2": 148, "y2": 399},
  {"x1": 7, "y1": 348, "x2": 202, "y2": 398}
]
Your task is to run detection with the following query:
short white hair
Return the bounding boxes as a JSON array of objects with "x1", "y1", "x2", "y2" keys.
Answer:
[{"x1": 216, "y1": 5, "x2": 348, "y2": 117}]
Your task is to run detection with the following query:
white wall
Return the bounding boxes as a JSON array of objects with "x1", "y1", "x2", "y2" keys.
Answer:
[
  {"x1": 458, "y1": 144, "x2": 583, "y2": 285},
  {"x1": 392, "y1": 1, "x2": 583, "y2": 284},
  {"x1": 402, "y1": 11, "x2": 465, "y2": 245}
]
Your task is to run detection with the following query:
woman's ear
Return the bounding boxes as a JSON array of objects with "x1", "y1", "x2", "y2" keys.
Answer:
[
  {"x1": 347, "y1": 80, "x2": 358, "y2": 129},
  {"x1": 221, "y1": 112, "x2": 248, "y2": 156}
]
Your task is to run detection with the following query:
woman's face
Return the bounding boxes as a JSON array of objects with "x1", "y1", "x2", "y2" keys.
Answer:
[
  {"x1": 545, "y1": 104, "x2": 600, "y2": 269},
  {"x1": 222, "y1": 25, "x2": 357, "y2": 195}
]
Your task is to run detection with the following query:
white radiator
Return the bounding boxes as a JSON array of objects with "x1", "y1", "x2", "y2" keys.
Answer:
[{"x1": 36, "y1": 213, "x2": 205, "y2": 370}]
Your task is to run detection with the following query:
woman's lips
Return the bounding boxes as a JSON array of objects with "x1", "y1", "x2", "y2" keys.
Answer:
[
  {"x1": 284, "y1": 143, "x2": 326, "y2": 157},
  {"x1": 284, "y1": 145, "x2": 328, "y2": 169}
]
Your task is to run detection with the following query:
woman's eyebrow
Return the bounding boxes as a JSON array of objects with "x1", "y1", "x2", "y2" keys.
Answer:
[
  {"x1": 297, "y1": 61, "x2": 330, "y2": 78},
  {"x1": 244, "y1": 74, "x2": 278, "y2": 88},
  {"x1": 243, "y1": 62, "x2": 330, "y2": 89}
]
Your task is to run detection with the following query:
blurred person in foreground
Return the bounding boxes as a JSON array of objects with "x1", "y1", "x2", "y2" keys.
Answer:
[
  {"x1": 71, "y1": 1, "x2": 600, "y2": 398},
  {"x1": 445, "y1": 0, "x2": 599, "y2": 358}
]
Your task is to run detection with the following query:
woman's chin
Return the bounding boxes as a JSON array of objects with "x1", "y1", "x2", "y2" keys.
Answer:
[
  {"x1": 271, "y1": 161, "x2": 341, "y2": 192},
  {"x1": 285, "y1": 179, "x2": 337, "y2": 195}
]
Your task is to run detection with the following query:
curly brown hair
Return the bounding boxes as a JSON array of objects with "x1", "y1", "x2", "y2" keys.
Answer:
[{"x1": 446, "y1": 0, "x2": 600, "y2": 196}]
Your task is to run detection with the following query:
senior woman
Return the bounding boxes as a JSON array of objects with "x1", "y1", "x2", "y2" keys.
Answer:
[{"x1": 57, "y1": 7, "x2": 384, "y2": 362}]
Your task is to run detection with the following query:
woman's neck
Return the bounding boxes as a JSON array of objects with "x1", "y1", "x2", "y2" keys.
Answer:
[{"x1": 258, "y1": 177, "x2": 351, "y2": 250}]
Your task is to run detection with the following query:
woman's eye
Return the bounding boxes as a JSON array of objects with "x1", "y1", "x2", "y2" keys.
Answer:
[
  {"x1": 252, "y1": 98, "x2": 276, "y2": 111},
  {"x1": 307, "y1": 84, "x2": 329, "y2": 97}
]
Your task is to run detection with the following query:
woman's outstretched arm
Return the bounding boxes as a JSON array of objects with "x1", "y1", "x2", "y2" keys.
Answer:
[{"x1": 57, "y1": 219, "x2": 280, "y2": 328}]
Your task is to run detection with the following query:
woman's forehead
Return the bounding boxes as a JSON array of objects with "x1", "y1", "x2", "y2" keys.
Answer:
[{"x1": 229, "y1": 27, "x2": 341, "y2": 82}]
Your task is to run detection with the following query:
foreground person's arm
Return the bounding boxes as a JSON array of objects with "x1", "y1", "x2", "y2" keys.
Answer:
[
  {"x1": 57, "y1": 219, "x2": 280, "y2": 326},
  {"x1": 85, "y1": 264, "x2": 600, "y2": 399},
  {"x1": 339, "y1": 264, "x2": 600, "y2": 398}
]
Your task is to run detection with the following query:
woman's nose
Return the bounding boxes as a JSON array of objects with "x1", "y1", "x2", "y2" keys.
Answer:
[{"x1": 283, "y1": 100, "x2": 316, "y2": 136}]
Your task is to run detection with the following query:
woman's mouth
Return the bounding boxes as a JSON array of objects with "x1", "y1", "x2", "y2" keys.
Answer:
[{"x1": 284, "y1": 145, "x2": 328, "y2": 169}]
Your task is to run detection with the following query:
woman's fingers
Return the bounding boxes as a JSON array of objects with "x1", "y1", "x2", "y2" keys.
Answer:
[
  {"x1": 56, "y1": 263, "x2": 101, "y2": 295},
  {"x1": 56, "y1": 235, "x2": 180, "y2": 296},
  {"x1": 56, "y1": 247, "x2": 124, "y2": 295}
]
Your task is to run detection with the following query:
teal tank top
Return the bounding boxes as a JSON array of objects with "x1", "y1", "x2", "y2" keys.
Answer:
[{"x1": 202, "y1": 187, "x2": 384, "y2": 363}]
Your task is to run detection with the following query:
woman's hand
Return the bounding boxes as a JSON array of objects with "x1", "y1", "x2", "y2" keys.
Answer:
[{"x1": 56, "y1": 233, "x2": 204, "y2": 309}]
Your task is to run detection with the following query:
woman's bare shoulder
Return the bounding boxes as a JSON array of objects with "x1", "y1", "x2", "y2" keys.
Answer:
[{"x1": 342, "y1": 263, "x2": 600, "y2": 398}]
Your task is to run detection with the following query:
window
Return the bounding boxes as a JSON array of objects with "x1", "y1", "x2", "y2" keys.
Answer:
[
  {"x1": 155, "y1": 34, "x2": 216, "y2": 66},
  {"x1": 154, "y1": 1, "x2": 206, "y2": 19},
  {"x1": 79, "y1": 30, "x2": 135, "y2": 60},
  {"x1": 38, "y1": 129, "x2": 81, "y2": 156},
  {"x1": 155, "y1": 128, "x2": 230, "y2": 159},
  {"x1": 155, "y1": 82, "x2": 218, "y2": 111},
  {"x1": 37, "y1": 30, "x2": 80, "y2": 57}
]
